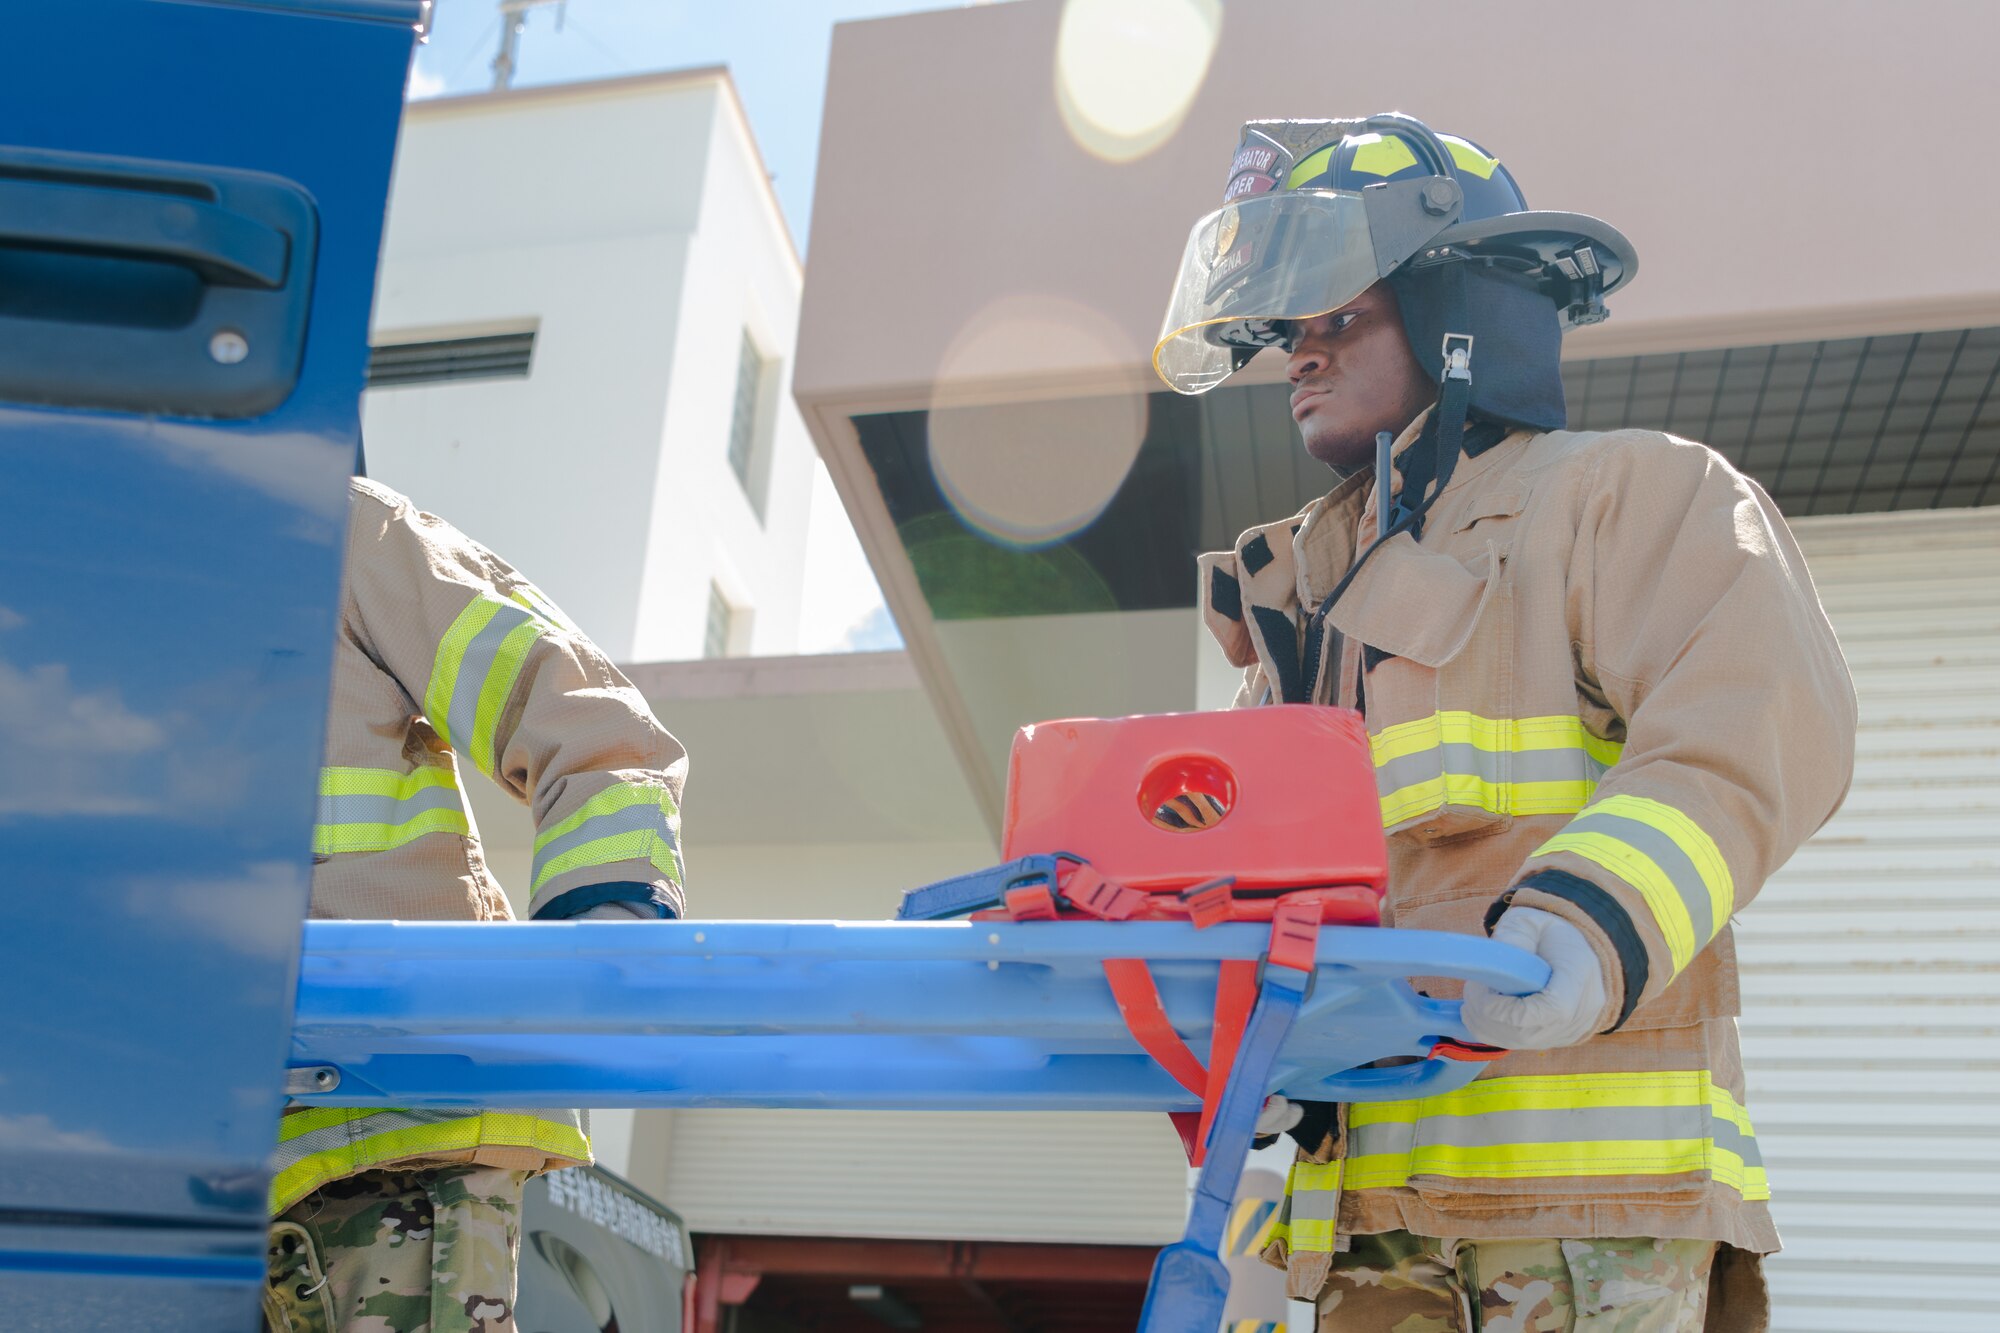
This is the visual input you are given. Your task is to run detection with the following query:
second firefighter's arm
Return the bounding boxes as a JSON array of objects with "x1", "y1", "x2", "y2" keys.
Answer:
[{"x1": 345, "y1": 480, "x2": 689, "y2": 920}]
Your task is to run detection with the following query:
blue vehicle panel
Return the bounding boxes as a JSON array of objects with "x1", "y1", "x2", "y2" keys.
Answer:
[{"x1": 0, "y1": 0, "x2": 418, "y2": 1322}]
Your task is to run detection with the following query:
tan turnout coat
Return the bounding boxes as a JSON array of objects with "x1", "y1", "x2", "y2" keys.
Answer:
[
  {"x1": 271, "y1": 479, "x2": 688, "y2": 1215},
  {"x1": 1201, "y1": 420, "x2": 1855, "y2": 1323}
]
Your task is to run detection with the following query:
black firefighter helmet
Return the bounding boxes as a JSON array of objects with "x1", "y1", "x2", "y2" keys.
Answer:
[{"x1": 1153, "y1": 112, "x2": 1637, "y2": 399}]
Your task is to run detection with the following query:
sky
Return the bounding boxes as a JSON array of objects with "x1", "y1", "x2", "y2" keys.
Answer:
[
  {"x1": 409, "y1": 0, "x2": 975, "y2": 252},
  {"x1": 406, "y1": 0, "x2": 976, "y2": 653}
]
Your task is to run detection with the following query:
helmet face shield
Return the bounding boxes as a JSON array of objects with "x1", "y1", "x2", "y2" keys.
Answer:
[{"x1": 1154, "y1": 190, "x2": 1398, "y2": 395}]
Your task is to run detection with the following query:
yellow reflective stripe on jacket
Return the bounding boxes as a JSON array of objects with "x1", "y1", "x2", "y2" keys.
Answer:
[
  {"x1": 509, "y1": 580, "x2": 580, "y2": 634},
  {"x1": 1278, "y1": 1159, "x2": 1343, "y2": 1254},
  {"x1": 425, "y1": 595, "x2": 552, "y2": 778},
  {"x1": 531, "y1": 780, "x2": 682, "y2": 894},
  {"x1": 270, "y1": 1107, "x2": 589, "y2": 1215},
  {"x1": 312, "y1": 765, "x2": 467, "y2": 855},
  {"x1": 1533, "y1": 794, "x2": 1734, "y2": 976},
  {"x1": 1370, "y1": 712, "x2": 1623, "y2": 827},
  {"x1": 1338, "y1": 1071, "x2": 1767, "y2": 1200}
]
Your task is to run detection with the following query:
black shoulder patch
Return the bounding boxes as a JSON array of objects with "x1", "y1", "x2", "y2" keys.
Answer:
[
  {"x1": 1241, "y1": 533, "x2": 1275, "y2": 576},
  {"x1": 1249, "y1": 605, "x2": 1305, "y2": 703},
  {"x1": 1209, "y1": 566, "x2": 1243, "y2": 622}
]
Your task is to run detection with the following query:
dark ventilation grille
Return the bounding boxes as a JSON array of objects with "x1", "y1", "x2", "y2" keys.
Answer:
[
  {"x1": 366, "y1": 331, "x2": 535, "y2": 388},
  {"x1": 1564, "y1": 327, "x2": 2000, "y2": 515}
]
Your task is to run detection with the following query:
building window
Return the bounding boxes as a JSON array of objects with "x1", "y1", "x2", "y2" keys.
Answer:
[
  {"x1": 704, "y1": 583, "x2": 736, "y2": 659},
  {"x1": 727, "y1": 329, "x2": 768, "y2": 511},
  {"x1": 366, "y1": 330, "x2": 536, "y2": 387}
]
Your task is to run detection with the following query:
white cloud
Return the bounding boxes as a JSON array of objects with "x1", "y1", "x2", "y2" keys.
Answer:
[
  {"x1": 0, "y1": 654, "x2": 169, "y2": 816},
  {"x1": 0, "y1": 657, "x2": 165, "y2": 755},
  {"x1": 797, "y1": 461, "x2": 894, "y2": 654},
  {"x1": 838, "y1": 605, "x2": 903, "y2": 653},
  {"x1": 124, "y1": 860, "x2": 311, "y2": 961},
  {"x1": 138, "y1": 420, "x2": 350, "y2": 530},
  {"x1": 0, "y1": 606, "x2": 24, "y2": 631},
  {"x1": 0, "y1": 1113, "x2": 119, "y2": 1155},
  {"x1": 406, "y1": 58, "x2": 447, "y2": 100}
]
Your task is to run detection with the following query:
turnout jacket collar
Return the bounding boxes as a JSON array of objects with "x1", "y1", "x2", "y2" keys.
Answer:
[
  {"x1": 1201, "y1": 410, "x2": 1531, "y2": 691},
  {"x1": 1201, "y1": 427, "x2": 1856, "y2": 1329}
]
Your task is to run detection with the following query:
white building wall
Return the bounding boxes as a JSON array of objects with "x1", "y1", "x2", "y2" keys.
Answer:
[
  {"x1": 632, "y1": 83, "x2": 811, "y2": 662},
  {"x1": 361, "y1": 72, "x2": 811, "y2": 663}
]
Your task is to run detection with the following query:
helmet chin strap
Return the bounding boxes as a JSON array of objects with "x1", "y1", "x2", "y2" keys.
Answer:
[
  {"x1": 1289, "y1": 260, "x2": 1478, "y2": 704},
  {"x1": 1390, "y1": 259, "x2": 1473, "y2": 542}
]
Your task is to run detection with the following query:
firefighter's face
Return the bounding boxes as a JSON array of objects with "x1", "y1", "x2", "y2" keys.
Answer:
[{"x1": 1284, "y1": 282, "x2": 1434, "y2": 470}]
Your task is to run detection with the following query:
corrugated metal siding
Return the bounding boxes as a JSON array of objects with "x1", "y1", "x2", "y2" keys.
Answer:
[
  {"x1": 663, "y1": 1109, "x2": 1188, "y2": 1244},
  {"x1": 1739, "y1": 506, "x2": 2000, "y2": 1332}
]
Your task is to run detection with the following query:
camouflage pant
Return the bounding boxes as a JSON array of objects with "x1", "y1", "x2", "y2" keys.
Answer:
[
  {"x1": 1315, "y1": 1230, "x2": 1716, "y2": 1332},
  {"x1": 263, "y1": 1165, "x2": 529, "y2": 1333}
]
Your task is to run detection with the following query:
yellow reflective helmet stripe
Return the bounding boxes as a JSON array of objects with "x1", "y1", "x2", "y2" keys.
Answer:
[
  {"x1": 1283, "y1": 132, "x2": 1500, "y2": 191},
  {"x1": 312, "y1": 765, "x2": 467, "y2": 856},
  {"x1": 1285, "y1": 143, "x2": 1336, "y2": 190},
  {"x1": 531, "y1": 780, "x2": 683, "y2": 895},
  {"x1": 1444, "y1": 137, "x2": 1500, "y2": 179},
  {"x1": 1347, "y1": 133, "x2": 1418, "y2": 178},
  {"x1": 269, "y1": 1108, "x2": 590, "y2": 1215},
  {"x1": 1369, "y1": 711, "x2": 1623, "y2": 828},
  {"x1": 1534, "y1": 795, "x2": 1733, "y2": 977}
]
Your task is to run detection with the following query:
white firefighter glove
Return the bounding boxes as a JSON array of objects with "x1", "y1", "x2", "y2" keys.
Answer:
[
  {"x1": 1459, "y1": 907, "x2": 1609, "y2": 1050},
  {"x1": 572, "y1": 900, "x2": 659, "y2": 921},
  {"x1": 1255, "y1": 1094, "x2": 1305, "y2": 1137}
]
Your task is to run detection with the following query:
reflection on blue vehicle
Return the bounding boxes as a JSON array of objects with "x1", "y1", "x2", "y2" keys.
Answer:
[{"x1": 0, "y1": 1, "x2": 421, "y2": 1326}]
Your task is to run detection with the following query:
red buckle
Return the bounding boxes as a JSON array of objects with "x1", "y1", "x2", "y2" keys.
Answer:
[
  {"x1": 1431, "y1": 1038, "x2": 1509, "y2": 1062},
  {"x1": 1178, "y1": 877, "x2": 1235, "y2": 930},
  {"x1": 1061, "y1": 863, "x2": 1148, "y2": 921},
  {"x1": 1265, "y1": 898, "x2": 1322, "y2": 975},
  {"x1": 1001, "y1": 884, "x2": 1059, "y2": 921}
]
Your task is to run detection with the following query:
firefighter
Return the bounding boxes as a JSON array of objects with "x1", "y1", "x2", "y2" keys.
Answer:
[
  {"x1": 1162, "y1": 115, "x2": 1855, "y2": 1330},
  {"x1": 263, "y1": 477, "x2": 686, "y2": 1332}
]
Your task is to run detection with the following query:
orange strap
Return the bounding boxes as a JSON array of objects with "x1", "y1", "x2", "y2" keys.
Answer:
[
  {"x1": 1101, "y1": 958, "x2": 1209, "y2": 1098},
  {"x1": 1019, "y1": 870, "x2": 1338, "y2": 1167}
]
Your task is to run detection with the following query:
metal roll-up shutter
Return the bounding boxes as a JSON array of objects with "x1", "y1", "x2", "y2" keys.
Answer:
[
  {"x1": 1737, "y1": 506, "x2": 2000, "y2": 1332},
  {"x1": 660, "y1": 1109, "x2": 1188, "y2": 1243}
]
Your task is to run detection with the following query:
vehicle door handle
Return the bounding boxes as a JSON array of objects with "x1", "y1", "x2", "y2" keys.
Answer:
[{"x1": 0, "y1": 175, "x2": 289, "y2": 290}]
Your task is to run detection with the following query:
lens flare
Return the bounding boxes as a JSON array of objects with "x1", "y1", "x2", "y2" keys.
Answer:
[
  {"x1": 1054, "y1": 0, "x2": 1223, "y2": 163},
  {"x1": 926, "y1": 295, "x2": 1147, "y2": 551}
]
